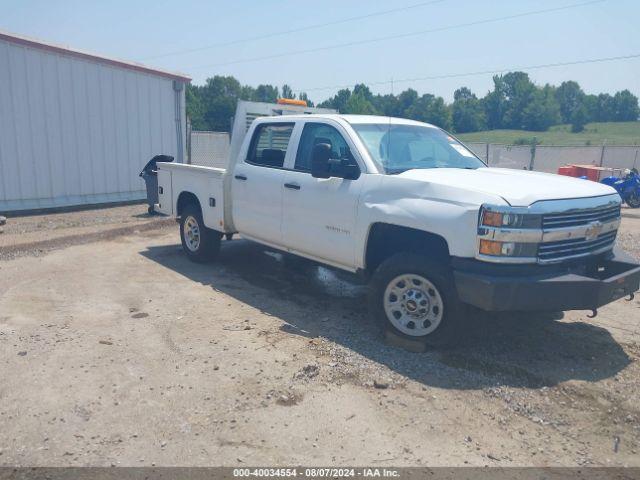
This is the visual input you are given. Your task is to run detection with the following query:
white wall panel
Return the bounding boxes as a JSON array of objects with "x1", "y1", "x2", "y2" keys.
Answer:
[{"x1": 0, "y1": 38, "x2": 186, "y2": 212}]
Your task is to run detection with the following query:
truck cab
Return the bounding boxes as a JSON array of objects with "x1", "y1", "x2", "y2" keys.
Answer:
[{"x1": 156, "y1": 107, "x2": 640, "y2": 347}]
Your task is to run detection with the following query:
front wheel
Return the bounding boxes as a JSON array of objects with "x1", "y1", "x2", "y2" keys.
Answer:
[
  {"x1": 180, "y1": 204, "x2": 222, "y2": 263},
  {"x1": 626, "y1": 192, "x2": 640, "y2": 208},
  {"x1": 369, "y1": 253, "x2": 465, "y2": 347}
]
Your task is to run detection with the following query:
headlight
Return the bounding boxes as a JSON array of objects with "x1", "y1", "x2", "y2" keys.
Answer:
[
  {"x1": 479, "y1": 206, "x2": 541, "y2": 229},
  {"x1": 477, "y1": 205, "x2": 541, "y2": 261}
]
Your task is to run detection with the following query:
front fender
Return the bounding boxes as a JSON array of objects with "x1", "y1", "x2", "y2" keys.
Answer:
[{"x1": 355, "y1": 175, "x2": 505, "y2": 269}]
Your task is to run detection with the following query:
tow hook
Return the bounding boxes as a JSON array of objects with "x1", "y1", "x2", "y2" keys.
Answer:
[
  {"x1": 626, "y1": 292, "x2": 635, "y2": 301},
  {"x1": 587, "y1": 309, "x2": 598, "y2": 318}
]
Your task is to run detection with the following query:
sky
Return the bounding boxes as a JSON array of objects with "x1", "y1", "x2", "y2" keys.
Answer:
[{"x1": 2, "y1": 0, "x2": 639, "y2": 103}]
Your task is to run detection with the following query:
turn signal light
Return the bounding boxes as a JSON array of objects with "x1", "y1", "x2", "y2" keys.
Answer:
[
  {"x1": 482, "y1": 211, "x2": 503, "y2": 227},
  {"x1": 479, "y1": 240, "x2": 503, "y2": 256}
]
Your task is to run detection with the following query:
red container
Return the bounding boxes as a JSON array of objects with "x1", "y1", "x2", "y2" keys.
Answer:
[
  {"x1": 576, "y1": 165, "x2": 601, "y2": 182},
  {"x1": 558, "y1": 165, "x2": 578, "y2": 177},
  {"x1": 572, "y1": 165, "x2": 601, "y2": 182},
  {"x1": 558, "y1": 164, "x2": 602, "y2": 181}
]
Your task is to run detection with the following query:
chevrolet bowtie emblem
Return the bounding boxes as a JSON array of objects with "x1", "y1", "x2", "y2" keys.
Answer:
[{"x1": 584, "y1": 221, "x2": 603, "y2": 241}]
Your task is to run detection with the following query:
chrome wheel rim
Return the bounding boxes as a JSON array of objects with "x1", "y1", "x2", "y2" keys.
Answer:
[
  {"x1": 383, "y1": 273, "x2": 444, "y2": 337},
  {"x1": 184, "y1": 215, "x2": 201, "y2": 252}
]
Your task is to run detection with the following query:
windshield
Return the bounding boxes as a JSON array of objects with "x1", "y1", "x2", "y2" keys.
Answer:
[{"x1": 352, "y1": 123, "x2": 486, "y2": 174}]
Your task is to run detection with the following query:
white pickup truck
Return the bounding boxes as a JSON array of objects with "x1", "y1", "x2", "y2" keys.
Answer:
[{"x1": 156, "y1": 110, "x2": 640, "y2": 346}]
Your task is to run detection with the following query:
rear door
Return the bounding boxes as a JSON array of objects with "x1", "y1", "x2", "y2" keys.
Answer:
[
  {"x1": 281, "y1": 121, "x2": 364, "y2": 269},
  {"x1": 231, "y1": 122, "x2": 295, "y2": 245}
]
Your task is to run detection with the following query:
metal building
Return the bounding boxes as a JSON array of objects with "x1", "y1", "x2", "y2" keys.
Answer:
[{"x1": 0, "y1": 30, "x2": 190, "y2": 213}]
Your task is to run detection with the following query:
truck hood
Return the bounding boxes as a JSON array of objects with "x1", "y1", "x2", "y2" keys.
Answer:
[{"x1": 397, "y1": 167, "x2": 617, "y2": 206}]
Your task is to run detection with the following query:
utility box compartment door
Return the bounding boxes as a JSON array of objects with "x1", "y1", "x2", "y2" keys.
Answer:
[{"x1": 157, "y1": 169, "x2": 173, "y2": 215}]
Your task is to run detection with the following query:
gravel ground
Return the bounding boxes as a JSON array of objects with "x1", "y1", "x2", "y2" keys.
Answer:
[
  {"x1": 0, "y1": 204, "x2": 174, "y2": 260},
  {"x1": 0, "y1": 204, "x2": 639, "y2": 467}
]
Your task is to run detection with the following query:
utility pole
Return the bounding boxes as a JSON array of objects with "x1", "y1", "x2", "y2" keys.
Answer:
[
  {"x1": 529, "y1": 137, "x2": 537, "y2": 171},
  {"x1": 599, "y1": 140, "x2": 607, "y2": 167}
]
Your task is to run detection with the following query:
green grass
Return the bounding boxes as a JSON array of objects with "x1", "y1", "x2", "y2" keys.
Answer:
[{"x1": 456, "y1": 121, "x2": 640, "y2": 146}]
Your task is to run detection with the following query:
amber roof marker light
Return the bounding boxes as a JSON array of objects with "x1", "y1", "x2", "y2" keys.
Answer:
[{"x1": 277, "y1": 98, "x2": 308, "y2": 107}]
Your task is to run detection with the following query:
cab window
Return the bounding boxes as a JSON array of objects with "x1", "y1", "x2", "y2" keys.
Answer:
[
  {"x1": 247, "y1": 123, "x2": 294, "y2": 168},
  {"x1": 295, "y1": 123, "x2": 357, "y2": 172}
]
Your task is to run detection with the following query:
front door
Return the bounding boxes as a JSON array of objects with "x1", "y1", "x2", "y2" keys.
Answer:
[{"x1": 282, "y1": 122, "x2": 363, "y2": 269}]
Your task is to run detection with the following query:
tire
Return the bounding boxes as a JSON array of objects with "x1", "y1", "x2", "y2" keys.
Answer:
[
  {"x1": 369, "y1": 253, "x2": 465, "y2": 348},
  {"x1": 626, "y1": 193, "x2": 640, "y2": 208},
  {"x1": 180, "y1": 204, "x2": 222, "y2": 263},
  {"x1": 147, "y1": 206, "x2": 155, "y2": 215}
]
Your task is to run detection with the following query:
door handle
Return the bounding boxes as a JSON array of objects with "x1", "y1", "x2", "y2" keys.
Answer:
[
  {"x1": 284, "y1": 183, "x2": 301, "y2": 190},
  {"x1": 234, "y1": 174, "x2": 247, "y2": 181}
]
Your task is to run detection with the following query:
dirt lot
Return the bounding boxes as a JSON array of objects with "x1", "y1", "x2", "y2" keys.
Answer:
[{"x1": 1, "y1": 205, "x2": 639, "y2": 467}]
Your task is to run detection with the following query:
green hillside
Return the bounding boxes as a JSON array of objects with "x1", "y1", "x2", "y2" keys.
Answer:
[{"x1": 457, "y1": 122, "x2": 640, "y2": 146}]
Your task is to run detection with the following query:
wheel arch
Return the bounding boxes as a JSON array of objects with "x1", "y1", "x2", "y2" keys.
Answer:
[
  {"x1": 176, "y1": 191, "x2": 201, "y2": 217},
  {"x1": 364, "y1": 223, "x2": 451, "y2": 274}
]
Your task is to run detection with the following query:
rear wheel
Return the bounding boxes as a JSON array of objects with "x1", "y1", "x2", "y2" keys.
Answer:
[
  {"x1": 626, "y1": 193, "x2": 640, "y2": 208},
  {"x1": 369, "y1": 253, "x2": 465, "y2": 347},
  {"x1": 180, "y1": 204, "x2": 221, "y2": 263}
]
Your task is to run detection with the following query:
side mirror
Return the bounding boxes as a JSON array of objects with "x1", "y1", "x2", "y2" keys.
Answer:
[
  {"x1": 311, "y1": 143, "x2": 361, "y2": 180},
  {"x1": 311, "y1": 143, "x2": 331, "y2": 179},
  {"x1": 340, "y1": 163, "x2": 360, "y2": 180}
]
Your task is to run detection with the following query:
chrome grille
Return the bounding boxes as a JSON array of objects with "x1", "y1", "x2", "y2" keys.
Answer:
[
  {"x1": 538, "y1": 230, "x2": 617, "y2": 262},
  {"x1": 542, "y1": 204, "x2": 621, "y2": 229}
]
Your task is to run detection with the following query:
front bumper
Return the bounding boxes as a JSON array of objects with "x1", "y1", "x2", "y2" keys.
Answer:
[{"x1": 453, "y1": 249, "x2": 640, "y2": 312}]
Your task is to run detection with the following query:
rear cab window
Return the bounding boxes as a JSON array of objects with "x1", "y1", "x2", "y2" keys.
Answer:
[{"x1": 246, "y1": 123, "x2": 295, "y2": 168}]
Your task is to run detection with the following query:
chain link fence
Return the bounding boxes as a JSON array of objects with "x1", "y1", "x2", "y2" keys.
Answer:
[{"x1": 465, "y1": 142, "x2": 640, "y2": 174}]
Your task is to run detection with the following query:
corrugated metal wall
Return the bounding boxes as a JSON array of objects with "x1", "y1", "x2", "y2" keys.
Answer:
[{"x1": 0, "y1": 38, "x2": 186, "y2": 212}]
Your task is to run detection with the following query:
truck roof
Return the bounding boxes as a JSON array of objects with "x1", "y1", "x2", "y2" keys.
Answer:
[{"x1": 256, "y1": 113, "x2": 438, "y2": 128}]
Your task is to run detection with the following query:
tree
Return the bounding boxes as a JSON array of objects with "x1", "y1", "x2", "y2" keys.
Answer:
[
  {"x1": 253, "y1": 84, "x2": 279, "y2": 103},
  {"x1": 595, "y1": 93, "x2": 616, "y2": 121},
  {"x1": 583, "y1": 94, "x2": 599, "y2": 122},
  {"x1": 201, "y1": 76, "x2": 244, "y2": 131},
  {"x1": 612, "y1": 90, "x2": 640, "y2": 121},
  {"x1": 452, "y1": 87, "x2": 486, "y2": 133},
  {"x1": 185, "y1": 73, "x2": 636, "y2": 136},
  {"x1": 281, "y1": 84, "x2": 294, "y2": 100},
  {"x1": 186, "y1": 84, "x2": 206, "y2": 130},
  {"x1": 353, "y1": 83, "x2": 374, "y2": 101},
  {"x1": 318, "y1": 88, "x2": 352, "y2": 113},
  {"x1": 484, "y1": 76, "x2": 507, "y2": 129},
  {"x1": 521, "y1": 85, "x2": 560, "y2": 131},
  {"x1": 500, "y1": 72, "x2": 537, "y2": 129},
  {"x1": 298, "y1": 92, "x2": 314, "y2": 107},
  {"x1": 397, "y1": 89, "x2": 419, "y2": 117},
  {"x1": 571, "y1": 104, "x2": 588, "y2": 132},
  {"x1": 405, "y1": 94, "x2": 451, "y2": 129},
  {"x1": 344, "y1": 90, "x2": 378, "y2": 114},
  {"x1": 555, "y1": 81, "x2": 585, "y2": 124},
  {"x1": 372, "y1": 94, "x2": 401, "y2": 117}
]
